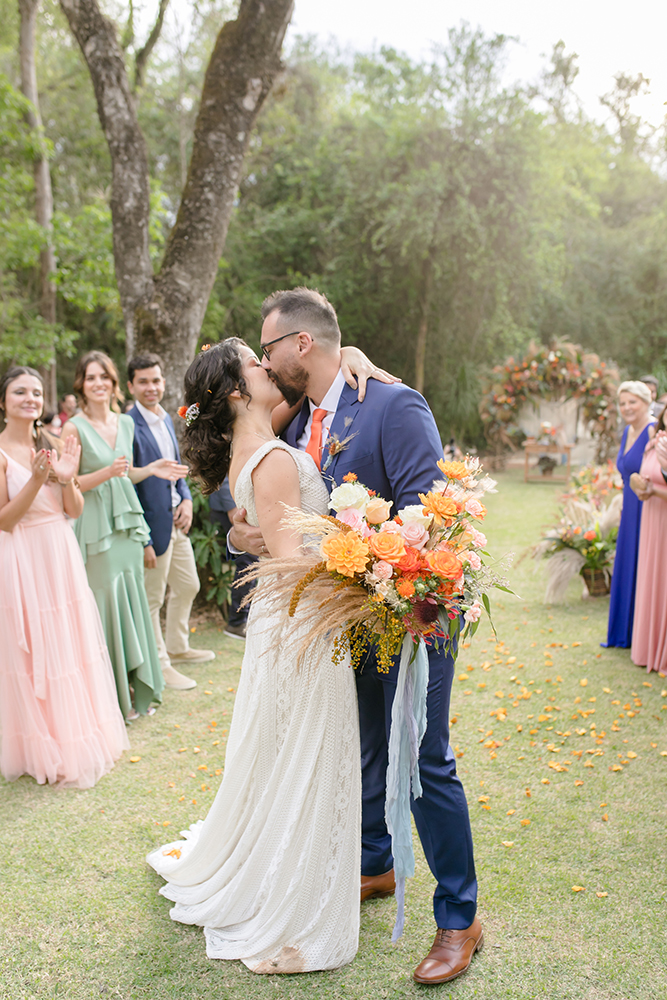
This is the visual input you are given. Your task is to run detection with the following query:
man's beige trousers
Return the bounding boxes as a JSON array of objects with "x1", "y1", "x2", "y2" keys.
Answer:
[{"x1": 144, "y1": 526, "x2": 200, "y2": 666}]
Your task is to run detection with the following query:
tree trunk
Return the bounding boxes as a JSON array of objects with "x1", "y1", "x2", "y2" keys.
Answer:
[
  {"x1": 60, "y1": 0, "x2": 294, "y2": 417},
  {"x1": 414, "y1": 259, "x2": 433, "y2": 396},
  {"x1": 19, "y1": 0, "x2": 57, "y2": 409},
  {"x1": 59, "y1": 0, "x2": 154, "y2": 358}
]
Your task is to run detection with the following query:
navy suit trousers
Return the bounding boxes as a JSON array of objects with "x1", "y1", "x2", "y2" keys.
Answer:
[{"x1": 356, "y1": 643, "x2": 477, "y2": 929}]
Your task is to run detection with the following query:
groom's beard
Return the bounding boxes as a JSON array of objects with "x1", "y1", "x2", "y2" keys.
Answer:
[{"x1": 268, "y1": 362, "x2": 309, "y2": 408}]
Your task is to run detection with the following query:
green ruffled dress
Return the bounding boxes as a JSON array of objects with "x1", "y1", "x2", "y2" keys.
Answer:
[{"x1": 72, "y1": 414, "x2": 164, "y2": 717}]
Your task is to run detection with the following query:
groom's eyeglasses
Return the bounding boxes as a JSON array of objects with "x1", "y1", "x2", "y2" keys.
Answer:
[{"x1": 261, "y1": 331, "x2": 301, "y2": 361}]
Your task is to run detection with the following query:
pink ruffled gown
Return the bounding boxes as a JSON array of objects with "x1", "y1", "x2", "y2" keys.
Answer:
[
  {"x1": 0, "y1": 449, "x2": 129, "y2": 787},
  {"x1": 631, "y1": 444, "x2": 667, "y2": 675}
]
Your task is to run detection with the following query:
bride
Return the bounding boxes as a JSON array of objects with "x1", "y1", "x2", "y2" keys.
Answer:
[{"x1": 148, "y1": 339, "x2": 365, "y2": 973}]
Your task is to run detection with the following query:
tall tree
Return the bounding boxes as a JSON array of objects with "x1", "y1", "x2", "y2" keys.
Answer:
[
  {"x1": 58, "y1": 0, "x2": 294, "y2": 413},
  {"x1": 18, "y1": 0, "x2": 57, "y2": 407}
]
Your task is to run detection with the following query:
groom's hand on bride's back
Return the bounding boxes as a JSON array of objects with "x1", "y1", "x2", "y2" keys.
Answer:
[{"x1": 228, "y1": 507, "x2": 267, "y2": 557}]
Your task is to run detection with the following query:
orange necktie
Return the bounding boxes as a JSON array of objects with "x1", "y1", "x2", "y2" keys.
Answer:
[{"x1": 305, "y1": 408, "x2": 328, "y2": 469}]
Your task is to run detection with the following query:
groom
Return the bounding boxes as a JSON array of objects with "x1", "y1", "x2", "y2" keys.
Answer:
[{"x1": 230, "y1": 287, "x2": 481, "y2": 984}]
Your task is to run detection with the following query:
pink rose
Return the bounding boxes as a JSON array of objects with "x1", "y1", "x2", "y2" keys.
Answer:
[
  {"x1": 372, "y1": 560, "x2": 394, "y2": 580},
  {"x1": 400, "y1": 521, "x2": 429, "y2": 550},
  {"x1": 464, "y1": 498, "x2": 486, "y2": 519},
  {"x1": 471, "y1": 529, "x2": 487, "y2": 549},
  {"x1": 336, "y1": 507, "x2": 364, "y2": 532},
  {"x1": 463, "y1": 551, "x2": 482, "y2": 571},
  {"x1": 379, "y1": 521, "x2": 403, "y2": 535},
  {"x1": 464, "y1": 601, "x2": 482, "y2": 623}
]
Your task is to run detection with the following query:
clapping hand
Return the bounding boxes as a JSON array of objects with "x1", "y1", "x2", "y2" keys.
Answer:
[
  {"x1": 655, "y1": 430, "x2": 667, "y2": 471},
  {"x1": 50, "y1": 437, "x2": 81, "y2": 484},
  {"x1": 629, "y1": 472, "x2": 652, "y2": 501},
  {"x1": 151, "y1": 458, "x2": 189, "y2": 482},
  {"x1": 30, "y1": 448, "x2": 50, "y2": 486},
  {"x1": 109, "y1": 455, "x2": 130, "y2": 478}
]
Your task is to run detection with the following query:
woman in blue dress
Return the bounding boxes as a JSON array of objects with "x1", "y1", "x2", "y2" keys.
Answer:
[{"x1": 603, "y1": 381, "x2": 655, "y2": 647}]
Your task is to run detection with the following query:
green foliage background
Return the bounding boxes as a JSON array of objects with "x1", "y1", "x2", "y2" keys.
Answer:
[{"x1": 1, "y1": 2, "x2": 667, "y2": 440}]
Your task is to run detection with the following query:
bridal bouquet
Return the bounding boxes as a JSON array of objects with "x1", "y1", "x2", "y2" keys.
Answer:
[
  {"x1": 280, "y1": 457, "x2": 500, "y2": 672},
  {"x1": 246, "y1": 455, "x2": 503, "y2": 940}
]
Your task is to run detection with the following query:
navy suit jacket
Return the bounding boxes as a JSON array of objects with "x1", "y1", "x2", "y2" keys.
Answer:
[
  {"x1": 284, "y1": 379, "x2": 443, "y2": 513},
  {"x1": 129, "y1": 407, "x2": 192, "y2": 557}
]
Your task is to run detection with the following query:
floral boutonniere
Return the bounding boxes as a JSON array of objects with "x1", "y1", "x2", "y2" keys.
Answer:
[{"x1": 322, "y1": 418, "x2": 357, "y2": 472}]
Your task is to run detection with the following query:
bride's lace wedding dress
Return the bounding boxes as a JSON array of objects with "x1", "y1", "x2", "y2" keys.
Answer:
[{"x1": 147, "y1": 441, "x2": 361, "y2": 973}]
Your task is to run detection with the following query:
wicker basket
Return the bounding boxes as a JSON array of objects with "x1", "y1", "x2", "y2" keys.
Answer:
[{"x1": 581, "y1": 567, "x2": 611, "y2": 597}]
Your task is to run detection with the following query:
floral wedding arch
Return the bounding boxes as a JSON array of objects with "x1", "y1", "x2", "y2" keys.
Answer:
[{"x1": 479, "y1": 342, "x2": 619, "y2": 462}]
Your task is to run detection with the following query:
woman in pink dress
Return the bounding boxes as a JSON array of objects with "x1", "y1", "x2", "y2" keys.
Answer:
[
  {"x1": 0, "y1": 367, "x2": 129, "y2": 788},
  {"x1": 630, "y1": 405, "x2": 667, "y2": 676}
]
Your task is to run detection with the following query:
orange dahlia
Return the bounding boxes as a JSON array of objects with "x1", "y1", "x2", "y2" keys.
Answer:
[
  {"x1": 419, "y1": 491, "x2": 458, "y2": 525},
  {"x1": 321, "y1": 533, "x2": 370, "y2": 577},
  {"x1": 437, "y1": 459, "x2": 468, "y2": 480}
]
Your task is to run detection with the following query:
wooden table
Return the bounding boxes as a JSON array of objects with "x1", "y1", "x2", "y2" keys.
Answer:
[{"x1": 523, "y1": 442, "x2": 573, "y2": 482}]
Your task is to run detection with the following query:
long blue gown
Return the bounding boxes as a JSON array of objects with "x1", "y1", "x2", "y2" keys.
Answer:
[{"x1": 603, "y1": 423, "x2": 654, "y2": 648}]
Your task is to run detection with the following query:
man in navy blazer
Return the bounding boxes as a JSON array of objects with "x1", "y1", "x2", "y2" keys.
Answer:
[
  {"x1": 231, "y1": 288, "x2": 481, "y2": 985},
  {"x1": 127, "y1": 353, "x2": 215, "y2": 690}
]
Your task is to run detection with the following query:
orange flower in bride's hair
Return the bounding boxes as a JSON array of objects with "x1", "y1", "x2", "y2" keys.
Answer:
[
  {"x1": 343, "y1": 472, "x2": 358, "y2": 482},
  {"x1": 419, "y1": 491, "x2": 458, "y2": 525},
  {"x1": 396, "y1": 578, "x2": 416, "y2": 598},
  {"x1": 321, "y1": 532, "x2": 370, "y2": 577},
  {"x1": 201, "y1": 344, "x2": 212, "y2": 351},
  {"x1": 437, "y1": 459, "x2": 468, "y2": 481},
  {"x1": 368, "y1": 531, "x2": 406, "y2": 565},
  {"x1": 178, "y1": 406, "x2": 188, "y2": 418},
  {"x1": 395, "y1": 546, "x2": 422, "y2": 574},
  {"x1": 424, "y1": 549, "x2": 462, "y2": 580}
]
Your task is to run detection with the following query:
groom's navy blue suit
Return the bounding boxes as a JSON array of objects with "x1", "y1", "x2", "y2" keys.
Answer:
[{"x1": 285, "y1": 379, "x2": 477, "y2": 929}]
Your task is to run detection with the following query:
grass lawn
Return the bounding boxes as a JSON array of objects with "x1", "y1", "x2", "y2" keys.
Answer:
[{"x1": 2, "y1": 468, "x2": 666, "y2": 999}]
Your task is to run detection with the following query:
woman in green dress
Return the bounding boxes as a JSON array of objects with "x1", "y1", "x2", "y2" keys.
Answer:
[{"x1": 62, "y1": 351, "x2": 188, "y2": 720}]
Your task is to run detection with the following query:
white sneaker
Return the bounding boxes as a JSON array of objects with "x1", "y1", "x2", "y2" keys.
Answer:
[
  {"x1": 162, "y1": 664, "x2": 197, "y2": 689},
  {"x1": 167, "y1": 648, "x2": 216, "y2": 664}
]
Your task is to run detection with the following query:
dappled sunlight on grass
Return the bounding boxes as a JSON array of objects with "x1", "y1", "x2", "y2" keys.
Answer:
[{"x1": 1, "y1": 471, "x2": 666, "y2": 998}]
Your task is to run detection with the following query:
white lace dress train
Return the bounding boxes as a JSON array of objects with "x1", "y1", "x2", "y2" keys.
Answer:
[{"x1": 147, "y1": 442, "x2": 361, "y2": 973}]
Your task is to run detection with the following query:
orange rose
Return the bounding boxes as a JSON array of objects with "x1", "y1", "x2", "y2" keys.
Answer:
[
  {"x1": 321, "y1": 532, "x2": 370, "y2": 577},
  {"x1": 437, "y1": 459, "x2": 468, "y2": 481},
  {"x1": 424, "y1": 549, "x2": 462, "y2": 580},
  {"x1": 396, "y1": 578, "x2": 416, "y2": 598},
  {"x1": 419, "y1": 491, "x2": 458, "y2": 525},
  {"x1": 583, "y1": 529, "x2": 596, "y2": 541},
  {"x1": 395, "y1": 546, "x2": 422, "y2": 574},
  {"x1": 365, "y1": 497, "x2": 393, "y2": 524},
  {"x1": 368, "y1": 531, "x2": 406, "y2": 565}
]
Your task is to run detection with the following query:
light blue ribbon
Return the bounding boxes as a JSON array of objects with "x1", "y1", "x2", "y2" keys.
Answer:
[{"x1": 385, "y1": 634, "x2": 429, "y2": 941}]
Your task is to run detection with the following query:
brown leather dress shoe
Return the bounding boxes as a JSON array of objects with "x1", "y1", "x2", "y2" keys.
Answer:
[
  {"x1": 360, "y1": 868, "x2": 396, "y2": 902},
  {"x1": 413, "y1": 917, "x2": 483, "y2": 984}
]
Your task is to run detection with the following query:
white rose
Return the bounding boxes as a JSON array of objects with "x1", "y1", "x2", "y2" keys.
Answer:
[
  {"x1": 329, "y1": 482, "x2": 370, "y2": 513},
  {"x1": 398, "y1": 504, "x2": 433, "y2": 529}
]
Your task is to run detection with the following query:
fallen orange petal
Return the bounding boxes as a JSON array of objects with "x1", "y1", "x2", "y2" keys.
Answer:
[
  {"x1": 596, "y1": 891, "x2": 608, "y2": 898},
  {"x1": 501, "y1": 841, "x2": 514, "y2": 847},
  {"x1": 129, "y1": 756, "x2": 141, "y2": 763},
  {"x1": 571, "y1": 885, "x2": 586, "y2": 892}
]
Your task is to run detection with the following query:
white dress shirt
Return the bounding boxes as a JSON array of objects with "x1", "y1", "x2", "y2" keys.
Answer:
[
  {"x1": 296, "y1": 367, "x2": 347, "y2": 453},
  {"x1": 135, "y1": 400, "x2": 181, "y2": 508}
]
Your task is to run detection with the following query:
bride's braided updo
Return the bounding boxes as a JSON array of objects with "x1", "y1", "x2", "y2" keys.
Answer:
[{"x1": 181, "y1": 338, "x2": 252, "y2": 494}]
